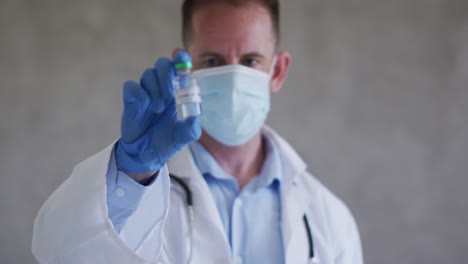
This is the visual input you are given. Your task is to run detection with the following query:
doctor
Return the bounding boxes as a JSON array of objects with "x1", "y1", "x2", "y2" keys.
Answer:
[{"x1": 33, "y1": 0, "x2": 362, "y2": 263}]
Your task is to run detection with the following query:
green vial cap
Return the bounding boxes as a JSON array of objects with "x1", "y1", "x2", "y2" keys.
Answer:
[{"x1": 175, "y1": 62, "x2": 192, "y2": 70}]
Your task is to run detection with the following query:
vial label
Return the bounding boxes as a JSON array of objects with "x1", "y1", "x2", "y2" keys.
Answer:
[{"x1": 175, "y1": 86, "x2": 201, "y2": 105}]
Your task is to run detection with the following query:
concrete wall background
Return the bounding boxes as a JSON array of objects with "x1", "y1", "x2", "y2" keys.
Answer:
[{"x1": 1, "y1": 0, "x2": 467, "y2": 263}]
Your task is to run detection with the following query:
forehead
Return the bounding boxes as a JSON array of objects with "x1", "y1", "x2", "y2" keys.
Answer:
[{"x1": 189, "y1": 3, "x2": 275, "y2": 55}]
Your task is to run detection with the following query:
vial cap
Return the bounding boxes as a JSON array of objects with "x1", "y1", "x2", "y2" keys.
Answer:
[{"x1": 173, "y1": 50, "x2": 192, "y2": 70}]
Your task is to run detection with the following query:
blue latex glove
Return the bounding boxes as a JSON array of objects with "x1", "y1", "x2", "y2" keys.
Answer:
[{"x1": 116, "y1": 53, "x2": 201, "y2": 173}]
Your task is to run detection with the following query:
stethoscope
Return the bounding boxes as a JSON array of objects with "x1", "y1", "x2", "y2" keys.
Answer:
[{"x1": 170, "y1": 174, "x2": 320, "y2": 263}]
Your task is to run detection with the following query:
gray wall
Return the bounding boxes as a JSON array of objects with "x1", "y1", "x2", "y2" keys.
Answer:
[{"x1": 1, "y1": 0, "x2": 467, "y2": 263}]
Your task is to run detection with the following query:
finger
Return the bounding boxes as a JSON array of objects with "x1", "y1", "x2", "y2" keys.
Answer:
[
  {"x1": 123, "y1": 80, "x2": 150, "y2": 119},
  {"x1": 172, "y1": 116, "x2": 201, "y2": 150},
  {"x1": 122, "y1": 80, "x2": 151, "y2": 142},
  {"x1": 140, "y1": 68, "x2": 165, "y2": 113},
  {"x1": 144, "y1": 100, "x2": 177, "y2": 161},
  {"x1": 154, "y1": 57, "x2": 176, "y2": 104}
]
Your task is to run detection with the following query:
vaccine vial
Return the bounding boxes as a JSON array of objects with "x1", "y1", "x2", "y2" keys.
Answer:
[{"x1": 172, "y1": 51, "x2": 202, "y2": 120}]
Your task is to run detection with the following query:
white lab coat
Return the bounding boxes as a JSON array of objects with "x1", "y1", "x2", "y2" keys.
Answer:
[{"x1": 32, "y1": 127, "x2": 362, "y2": 264}]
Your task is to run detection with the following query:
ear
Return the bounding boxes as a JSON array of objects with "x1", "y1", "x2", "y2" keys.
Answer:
[{"x1": 270, "y1": 51, "x2": 292, "y2": 94}]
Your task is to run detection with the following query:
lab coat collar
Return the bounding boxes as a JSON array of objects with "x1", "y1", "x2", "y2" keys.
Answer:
[
  {"x1": 261, "y1": 125, "x2": 307, "y2": 190},
  {"x1": 167, "y1": 146, "x2": 199, "y2": 179}
]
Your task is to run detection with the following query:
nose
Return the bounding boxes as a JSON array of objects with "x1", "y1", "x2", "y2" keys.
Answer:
[{"x1": 225, "y1": 56, "x2": 240, "y2": 66}]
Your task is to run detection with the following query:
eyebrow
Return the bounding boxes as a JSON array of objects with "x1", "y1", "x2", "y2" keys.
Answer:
[
  {"x1": 198, "y1": 52, "x2": 266, "y2": 59},
  {"x1": 242, "y1": 52, "x2": 265, "y2": 59},
  {"x1": 199, "y1": 52, "x2": 223, "y2": 59}
]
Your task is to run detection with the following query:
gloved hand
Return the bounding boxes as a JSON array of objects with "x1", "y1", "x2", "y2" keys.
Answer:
[{"x1": 115, "y1": 53, "x2": 201, "y2": 174}]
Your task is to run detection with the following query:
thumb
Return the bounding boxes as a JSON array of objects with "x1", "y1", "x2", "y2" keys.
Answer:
[{"x1": 172, "y1": 116, "x2": 202, "y2": 150}]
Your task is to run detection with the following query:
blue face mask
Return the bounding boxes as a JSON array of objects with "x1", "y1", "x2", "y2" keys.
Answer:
[{"x1": 194, "y1": 60, "x2": 275, "y2": 146}]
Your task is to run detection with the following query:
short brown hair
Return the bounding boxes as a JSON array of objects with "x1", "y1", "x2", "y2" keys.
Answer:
[{"x1": 182, "y1": 0, "x2": 280, "y2": 47}]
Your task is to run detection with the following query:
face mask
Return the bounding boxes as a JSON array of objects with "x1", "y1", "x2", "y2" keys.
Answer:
[{"x1": 193, "y1": 58, "x2": 276, "y2": 146}]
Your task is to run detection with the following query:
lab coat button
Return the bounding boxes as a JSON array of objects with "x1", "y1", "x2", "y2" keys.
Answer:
[
  {"x1": 115, "y1": 188, "x2": 125, "y2": 197},
  {"x1": 235, "y1": 256, "x2": 243, "y2": 264}
]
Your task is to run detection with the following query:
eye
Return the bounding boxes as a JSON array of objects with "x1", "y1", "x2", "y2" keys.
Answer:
[
  {"x1": 204, "y1": 57, "x2": 220, "y2": 67},
  {"x1": 242, "y1": 58, "x2": 258, "y2": 68}
]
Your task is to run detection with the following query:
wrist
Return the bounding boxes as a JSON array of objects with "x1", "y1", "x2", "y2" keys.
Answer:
[{"x1": 115, "y1": 139, "x2": 164, "y2": 174}]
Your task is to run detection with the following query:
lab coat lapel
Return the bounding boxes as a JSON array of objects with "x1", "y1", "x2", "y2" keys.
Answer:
[
  {"x1": 264, "y1": 126, "x2": 310, "y2": 262},
  {"x1": 282, "y1": 180, "x2": 311, "y2": 263},
  {"x1": 167, "y1": 147, "x2": 232, "y2": 261}
]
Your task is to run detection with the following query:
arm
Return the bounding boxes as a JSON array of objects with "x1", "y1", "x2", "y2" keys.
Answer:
[
  {"x1": 32, "y1": 52, "x2": 200, "y2": 264},
  {"x1": 32, "y1": 143, "x2": 172, "y2": 263},
  {"x1": 107, "y1": 145, "x2": 173, "y2": 256},
  {"x1": 106, "y1": 145, "x2": 163, "y2": 234},
  {"x1": 32, "y1": 144, "x2": 170, "y2": 263}
]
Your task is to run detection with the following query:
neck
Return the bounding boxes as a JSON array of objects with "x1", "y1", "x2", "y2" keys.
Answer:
[{"x1": 199, "y1": 131, "x2": 265, "y2": 190}]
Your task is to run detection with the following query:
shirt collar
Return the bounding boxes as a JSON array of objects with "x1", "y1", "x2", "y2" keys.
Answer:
[
  {"x1": 189, "y1": 133, "x2": 282, "y2": 192},
  {"x1": 189, "y1": 140, "x2": 230, "y2": 180}
]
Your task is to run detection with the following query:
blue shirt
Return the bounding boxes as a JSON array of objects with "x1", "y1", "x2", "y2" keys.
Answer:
[
  {"x1": 189, "y1": 137, "x2": 284, "y2": 264},
  {"x1": 107, "y1": 134, "x2": 285, "y2": 263}
]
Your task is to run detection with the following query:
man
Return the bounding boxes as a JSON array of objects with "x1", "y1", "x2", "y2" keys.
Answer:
[{"x1": 32, "y1": 0, "x2": 363, "y2": 263}]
